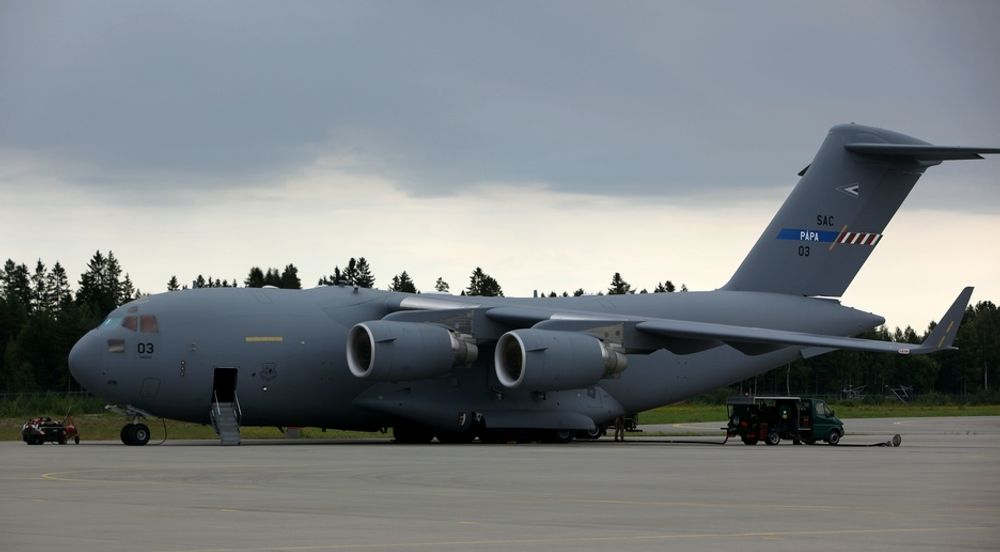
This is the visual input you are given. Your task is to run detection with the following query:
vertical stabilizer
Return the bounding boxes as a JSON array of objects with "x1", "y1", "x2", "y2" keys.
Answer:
[{"x1": 723, "y1": 124, "x2": 999, "y2": 297}]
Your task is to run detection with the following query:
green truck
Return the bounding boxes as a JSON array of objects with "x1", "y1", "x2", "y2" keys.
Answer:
[{"x1": 726, "y1": 396, "x2": 844, "y2": 446}]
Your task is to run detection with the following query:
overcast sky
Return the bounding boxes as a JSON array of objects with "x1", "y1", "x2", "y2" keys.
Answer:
[{"x1": 1, "y1": 1, "x2": 998, "y2": 330}]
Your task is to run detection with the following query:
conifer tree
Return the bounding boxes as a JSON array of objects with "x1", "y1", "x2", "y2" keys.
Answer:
[
  {"x1": 264, "y1": 268, "x2": 281, "y2": 286},
  {"x1": 434, "y1": 277, "x2": 450, "y2": 293},
  {"x1": 466, "y1": 267, "x2": 503, "y2": 297},
  {"x1": 607, "y1": 272, "x2": 632, "y2": 295},
  {"x1": 119, "y1": 274, "x2": 136, "y2": 304},
  {"x1": 47, "y1": 262, "x2": 72, "y2": 311},
  {"x1": 343, "y1": 258, "x2": 359, "y2": 285},
  {"x1": 76, "y1": 250, "x2": 129, "y2": 316},
  {"x1": 654, "y1": 280, "x2": 676, "y2": 293},
  {"x1": 30, "y1": 260, "x2": 49, "y2": 314},
  {"x1": 389, "y1": 271, "x2": 417, "y2": 293},
  {"x1": 2, "y1": 260, "x2": 32, "y2": 309},
  {"x1": 167, "y1": 275, "x2": 180, "y2": 291},
  {"x1": 354, "y1": 258, "x2": 375, "y2": 288},
  {"x1": 245, "y1": 267, "x2": 265, "y2": 287},
  {"x1": 279, "y1": 264, "x2": 302, "y2": 289}
]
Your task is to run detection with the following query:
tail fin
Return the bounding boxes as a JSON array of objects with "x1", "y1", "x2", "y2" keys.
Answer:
[{"x1": 724, "y1": 124, "x2": 1000, "y2": 296}]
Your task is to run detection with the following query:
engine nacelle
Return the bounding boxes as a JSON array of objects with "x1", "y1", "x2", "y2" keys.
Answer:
[
  {"x1": 494, "y1": 329, "x2": 627, "y2": 392},
  {"x1": 346, "y1": 320, "x2": 478, "y2": 381}
]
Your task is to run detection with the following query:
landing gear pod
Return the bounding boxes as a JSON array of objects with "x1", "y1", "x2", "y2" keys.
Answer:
[
  {"x1": 494, "y1": 329, "x2": 626, "y2": 392},
  {"x1": 347, "y1": 321, "x2": 478, "y2": 381}
]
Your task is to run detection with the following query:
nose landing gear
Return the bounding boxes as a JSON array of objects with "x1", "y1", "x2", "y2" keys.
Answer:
[
  {"x1": 107, "y1": 404, "x2": 156, "y2": 446},
  {"x1": 120, "y1": 423, "x2": 151, "y2": 446}
]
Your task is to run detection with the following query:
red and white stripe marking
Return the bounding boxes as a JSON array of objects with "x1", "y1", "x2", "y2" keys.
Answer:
[{"x1": 836, "y1": 231, "x2": 882, "y2": 246}]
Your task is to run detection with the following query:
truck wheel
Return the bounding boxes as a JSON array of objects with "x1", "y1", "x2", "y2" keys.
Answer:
[
  {"x1": 765, "y1": 430, "x2": 781, "y2": 446},
  {"x1": 741, "y1": 435, "x2": 758, "y2": 445},
  {"x1": 827, "y1": 428, "x2": 842, "y2": 446}
]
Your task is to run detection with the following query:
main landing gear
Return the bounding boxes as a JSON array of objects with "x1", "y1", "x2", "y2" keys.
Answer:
[{"x1": 107, "y1": 404, "x2": 155, "y2": 446}]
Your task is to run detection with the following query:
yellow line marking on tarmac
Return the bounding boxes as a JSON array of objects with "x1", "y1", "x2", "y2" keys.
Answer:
[
  {"x1": 563, "y1": 497, "x2": 849, "y2": 512},
  {"x1": 151, "y1": 526, "x2": 994, "y2": 552},
  {"x1": 40, "y1": 465, "x2": 262, "y2": 484}
]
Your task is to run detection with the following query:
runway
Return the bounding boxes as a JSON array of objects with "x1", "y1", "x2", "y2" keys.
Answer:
[{"x1": 2, "y1": 416, "x2": 998, "y2": 551}]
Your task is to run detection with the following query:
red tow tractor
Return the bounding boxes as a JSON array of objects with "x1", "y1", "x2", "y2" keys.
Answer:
[{"x1": 21, "y1": 415, "x2": 81, "y2": 445}]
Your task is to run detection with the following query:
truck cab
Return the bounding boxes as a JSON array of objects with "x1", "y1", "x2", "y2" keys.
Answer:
[{"x1": 726, "y1": 396, "x2": 844, "y2": 446}]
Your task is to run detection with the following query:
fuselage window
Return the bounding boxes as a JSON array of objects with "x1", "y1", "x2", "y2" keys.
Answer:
[
  {"x1": 121, "y1": 316, "x2": 138, "y2": 332},
  {"x1": 108, "y1": 339, "x2": 125, "y2": 353},
  {"x1": 140, "y1": 315, "x2": 159, "y2": 334}
]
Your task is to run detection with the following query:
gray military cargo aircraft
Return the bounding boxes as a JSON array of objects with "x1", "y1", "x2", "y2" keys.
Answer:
[{"x1": 68, "y1": 124, "x2": 998, "y2": 445}]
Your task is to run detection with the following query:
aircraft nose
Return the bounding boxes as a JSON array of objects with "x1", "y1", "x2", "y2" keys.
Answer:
[{"x1": 68, "y1": 333, "x2": 101, "y2": 391}]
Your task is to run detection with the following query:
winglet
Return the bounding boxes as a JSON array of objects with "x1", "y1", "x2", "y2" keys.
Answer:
[{"x1": 910, "y1": 287, "x2": 974, "y2": 354}]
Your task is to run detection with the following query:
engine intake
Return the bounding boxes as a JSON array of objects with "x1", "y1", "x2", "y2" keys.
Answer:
[
  {"x1": 494, "y1": 329, "x2": 627, "y2": 392},
  {"x1": 346, "y1": 320, "x2": 477, "y2": 381}
]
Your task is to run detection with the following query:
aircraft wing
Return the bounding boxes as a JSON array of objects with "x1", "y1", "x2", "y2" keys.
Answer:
[{"x1": 535, "y1": 287, "x2": 973, "y2": 356}]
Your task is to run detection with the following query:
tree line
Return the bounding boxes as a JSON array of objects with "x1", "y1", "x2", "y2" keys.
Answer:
[{"x1": 1, "y1": 251, "x2": 996, "y2": 401}]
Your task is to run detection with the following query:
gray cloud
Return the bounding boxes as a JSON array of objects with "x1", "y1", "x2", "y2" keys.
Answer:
[{"x1": 1, "y1": 1, "x2": 998, "y2": 207}]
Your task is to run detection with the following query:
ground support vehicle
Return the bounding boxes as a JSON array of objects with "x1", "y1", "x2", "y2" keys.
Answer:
[
  {"x1": 726, "y1": 396, "x2": 844, "y2": 446},
  {"x1": 21, "y1": 416, "x2": 80, "y2": 445}
]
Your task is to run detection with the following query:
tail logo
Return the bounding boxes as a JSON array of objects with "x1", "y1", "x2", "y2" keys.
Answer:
[
  {"x1": 777, "y1": 228, "x2": 882, "y2": 246},
  {"x1": 837, "y1": 182, "x2": 861, "y2": 199}
]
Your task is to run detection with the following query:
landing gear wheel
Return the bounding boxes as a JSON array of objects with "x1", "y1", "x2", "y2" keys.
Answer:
[
  {"x1": 546, "y1": 429, "x2": 576, "y2": 444},
  {"x1": 765, "y1": 430, "x2": 781, "y2": 446},
  {"x1": 577, "y1": 426, "x2": 604, "y2": 440},
  {"x1": 132, "y1": 424, "x2": 151, "y2": 446},
  {"x1": 120, "y1": 424, "x2": 134, "y2": 445},
  {"x1": 827, "y1": 428, "x2": 842, "y2": 446}
]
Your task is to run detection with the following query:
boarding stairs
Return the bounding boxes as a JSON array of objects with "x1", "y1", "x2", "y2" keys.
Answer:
[{"x1": 210, "y1": 391, "x2": 242, "y2": 446}]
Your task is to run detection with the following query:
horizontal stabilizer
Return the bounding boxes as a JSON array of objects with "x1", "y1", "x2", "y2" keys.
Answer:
[
  {"x1": 845, "y1": 143, "x2": 1000, "y2": 161},
  {"x1": 921, "y1": 286, "x2": 974, "y2": 351}
]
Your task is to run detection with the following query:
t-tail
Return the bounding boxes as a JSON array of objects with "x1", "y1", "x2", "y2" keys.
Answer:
[{"x1": 724, "y1": 123, "x2": 1000, "y2": 297}]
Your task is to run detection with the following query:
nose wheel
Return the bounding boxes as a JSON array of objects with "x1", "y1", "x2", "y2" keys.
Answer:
[
  {"x1": 107, "y1": 404, "x2": 157, "y2": 446},
  {"x1": 120, "y1": 423, "x2": 151, "y2": 446}
]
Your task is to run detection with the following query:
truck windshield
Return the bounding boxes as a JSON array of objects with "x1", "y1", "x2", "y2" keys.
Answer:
[{"x1": 816, "y1": 401, "x2": 832, "y2": 416}]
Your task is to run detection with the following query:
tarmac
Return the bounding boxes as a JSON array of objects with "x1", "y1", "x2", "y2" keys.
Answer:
[{"x1": 2, "y1": 416, "x2": 998, "y2": 551}]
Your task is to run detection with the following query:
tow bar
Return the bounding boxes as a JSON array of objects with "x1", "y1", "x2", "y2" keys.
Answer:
[{"x1": 832, "y1": 433, "x2": 903, "y2": 447}]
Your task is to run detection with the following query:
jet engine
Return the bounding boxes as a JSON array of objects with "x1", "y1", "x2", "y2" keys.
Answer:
[
  {"x1": 346, "y1": 320, "x2": 478, "y2": 381},
  {"x1": 494, "y1": 329, "x2": 627, "y2": 392}
]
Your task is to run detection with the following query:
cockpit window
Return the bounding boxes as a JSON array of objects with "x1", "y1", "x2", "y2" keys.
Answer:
[
  {"x1": 101, "y1": 317, "x2": 121, "y2": 328},
  {"x1": 121, "y1": 316, "x2": 138, "y2": 331},
  {"x1": 140, "y1": 315, "x2": 159, "y2": 334},
  {"x1": 108, "y1": 339, "x2": 125, "y2": 353}
]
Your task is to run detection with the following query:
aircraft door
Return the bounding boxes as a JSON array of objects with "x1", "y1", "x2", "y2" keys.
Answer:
[{"x1": 212, "y1": 367, "x2": 239, "y2": 403}]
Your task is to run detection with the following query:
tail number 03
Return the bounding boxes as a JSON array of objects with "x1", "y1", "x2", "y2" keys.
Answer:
[
  {"x1": 798, "y1": 245, "x2": 810, "y2": 257},
  {"x1": 137, "y1": 342, "x2": 155, "y2": 355}
]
